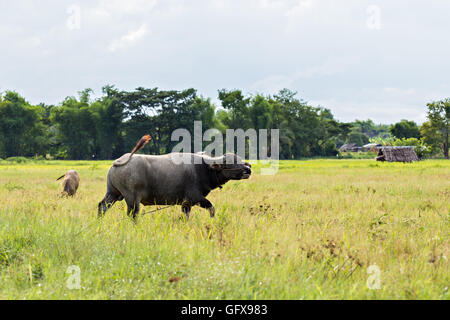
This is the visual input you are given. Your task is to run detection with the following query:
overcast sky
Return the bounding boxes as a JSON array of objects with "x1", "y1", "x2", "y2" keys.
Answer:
[{"x1": 1, "y1": 0, "x2": 449, "y2": 124}]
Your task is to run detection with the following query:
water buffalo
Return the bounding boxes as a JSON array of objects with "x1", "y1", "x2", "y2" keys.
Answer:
[
  {"x1": 98, "y1": 137, "x2": 251, "y2": 220},
  {"x1": 57, "y1": 170, "x2": 80, "y2": 197}
]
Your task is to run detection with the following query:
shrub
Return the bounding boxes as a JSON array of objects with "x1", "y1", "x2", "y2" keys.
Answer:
[
  {"x1": 32, "y1": 155, "x2": 45, "y2": 161},
  {"x1": 323, "y1": 139, "x2": 338, "y2": 156},
  {"x1": 339, "y1": 151, "x2": 378, "y2": 159},
  {"x1": 5, "y1": 157, "x2": 30, "y2": 164},
  {"x1": 392, "y1": 138, "x2": 432, "y2": 159},
  {"x1": 55, "y1": 150, "x2": 68, "y2": 160}
]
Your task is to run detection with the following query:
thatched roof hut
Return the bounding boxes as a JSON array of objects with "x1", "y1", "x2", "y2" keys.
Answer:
[{"x1": 376, "y1": 146, "x2": 419, "y2": 162}]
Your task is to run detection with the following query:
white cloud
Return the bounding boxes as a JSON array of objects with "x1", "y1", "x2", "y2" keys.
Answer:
[
  {"x1": 309, "y1": 85, "x2": 450, "y2": 124},
  {"x1": 93, "y1": 0, "x2": 157, "y2": 16},
  {"x1": 211, "y1": 0, "x2": 227, "y2": 9},
  {"x1": 383, "y1": 87, "x2": 416, "y2": 96},
  {"x1": 285, "y1": 0, "x2": 314, "y2": 16},
  {"x1": 1, "y1": 0, "x2": 450, "y2": 124},
  {"x1": 108, "y1": 23, "x2": 148, "y2": 52},
  {"x1": 309, "y1": 97, "x2": 426, "y2": 124},
  {"x1": 250, "y1": 58, "x2": 353, "y2": 93},
  {"x1": 258, "y1": 0, "x2": 286, "y2": 9},
  {"x1": 18, "y1": 36, "x2": 41, "y2": 48}
]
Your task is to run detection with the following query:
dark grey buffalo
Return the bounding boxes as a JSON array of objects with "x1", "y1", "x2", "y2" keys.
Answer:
[{"x1": 98, "y1": 144, "x2": 251, "y2": 220}]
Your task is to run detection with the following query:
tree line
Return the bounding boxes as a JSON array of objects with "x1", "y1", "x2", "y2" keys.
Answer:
[{"x1": 0, "y1": 86, "x2": 448, "y2": 160}]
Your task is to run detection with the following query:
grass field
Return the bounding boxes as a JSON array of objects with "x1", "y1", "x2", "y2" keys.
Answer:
[{"x1": 0, "y1": 159, "x2": 448, "y2": 299}]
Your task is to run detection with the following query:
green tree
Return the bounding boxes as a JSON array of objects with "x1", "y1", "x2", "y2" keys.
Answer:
[
  {"x1": 0, "y1": 91, "x2": 48, "y2": 158},
  {"x1": 347, "y1": 128, "x2": 369, "y2": 146},
  {"x1": 273, "y1": 89, "x2": 349, "y2": 157},
  {"x1": 218, "y1": 89, "x2": 250, "y2": 129},
  {"x1": 353, "y1": 119, "x2": 377, "y2": 137},
  {"x1": 248, "y1": 95, "x2": 273, "y2": 130},
  {"x1": 90, "y1": 86, "x2": 125, "y2": 159},
  {"x1": 275, "y1": 90, "x2": 320, "y2": 157},
  {"x1": 389, "y1": 119, "x2": 421, "y2": 139},
  {"x1": 425, "y1": 99, "x2": 450, "y2": 159},
  {"x1": 115, "y1": 87, "x2": 213, "y2": 155},
  {"x1": 51, "y1": 90, "x2": 97, "y2": 159},
  {"x1": 351, "y1": 119, "x2": 391, "y2": 143},
  {"x1": 420, "y1": 121, "x2": 441, "y2": 156}
]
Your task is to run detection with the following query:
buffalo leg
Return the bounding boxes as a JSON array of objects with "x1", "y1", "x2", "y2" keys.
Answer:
[
  {"x1": 182, "y1": 202, "x2": 191, "y2": 220},
  {"x1": 199, "y1": 199, "x2": 215, "y2": 218},
  {"x1": 126, "y1": 199, "x2": 141, "y2": 221},
  {"x1": 98, "y1": 192, "x2": 120, "y2": 218}
]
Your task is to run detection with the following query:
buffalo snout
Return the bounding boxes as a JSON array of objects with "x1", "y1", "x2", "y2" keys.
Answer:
[
  {"x1": 241, "y1": 163, "x2": 252, "y2": 179},
  {"x1": 243, "y1": 169, "x2": 251, "y2": 179}
]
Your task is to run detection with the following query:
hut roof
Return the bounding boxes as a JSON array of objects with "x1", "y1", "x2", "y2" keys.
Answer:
[
  {"x1": 363, "y1": 143, "x2": 382, "y2": 148},
  {"x1": 339, "y1": 143, "x2": 358, "y2": 152},
  {"x1": 376, "y1": 146, "x2": 419, "y2": 162}
]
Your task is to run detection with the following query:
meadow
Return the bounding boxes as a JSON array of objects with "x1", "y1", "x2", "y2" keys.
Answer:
[{"x1": 0, "y1": 159, "x2": 448, "y2": 299}]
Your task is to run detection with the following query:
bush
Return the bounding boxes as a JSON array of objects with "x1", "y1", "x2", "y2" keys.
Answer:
[
  {"x1": 369, "y1": 136, "x2": 396, "y2": 146},
  {"x1": 392, "y1": 138, "x2": 432, "y2": 159},
  {"x1": 32, "y1": 155, "x2": 45, "y2": 161},
  {"x1": 5, "y1": 157, "x2": 30, "y2": 163},
  {"x1": 340, "y1": 151, "x2": 378, "y2": 159},
  {"x1": 323, "y1": 139, "x2": 338, "y2": 156},
  {"x1": 54, "y1": 150, "x2": 68, "y2": 160}
]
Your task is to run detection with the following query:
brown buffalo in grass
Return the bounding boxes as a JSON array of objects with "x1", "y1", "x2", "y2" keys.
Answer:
[{"x1": 57, "y1": 170, "x2": 80, "y2": 197}]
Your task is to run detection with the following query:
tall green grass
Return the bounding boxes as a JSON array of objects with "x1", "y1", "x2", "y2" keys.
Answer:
[{"x1": 0, "y1": 159, "x2": 448, "y2": 299}]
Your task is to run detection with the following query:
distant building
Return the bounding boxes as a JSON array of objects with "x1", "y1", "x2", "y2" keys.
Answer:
[
  {"x1": 376, "y1": 146, "x2": 419, "y2": 162},
  {"x1": 340, "y1": 143, "x2": 384, "y2": 153},
  {"x1": 363, "y1": 143, "x2": 383, "y2": 152},
  {"x1": 339, "y1": 143, "x2": 360, "y2": 152}
]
